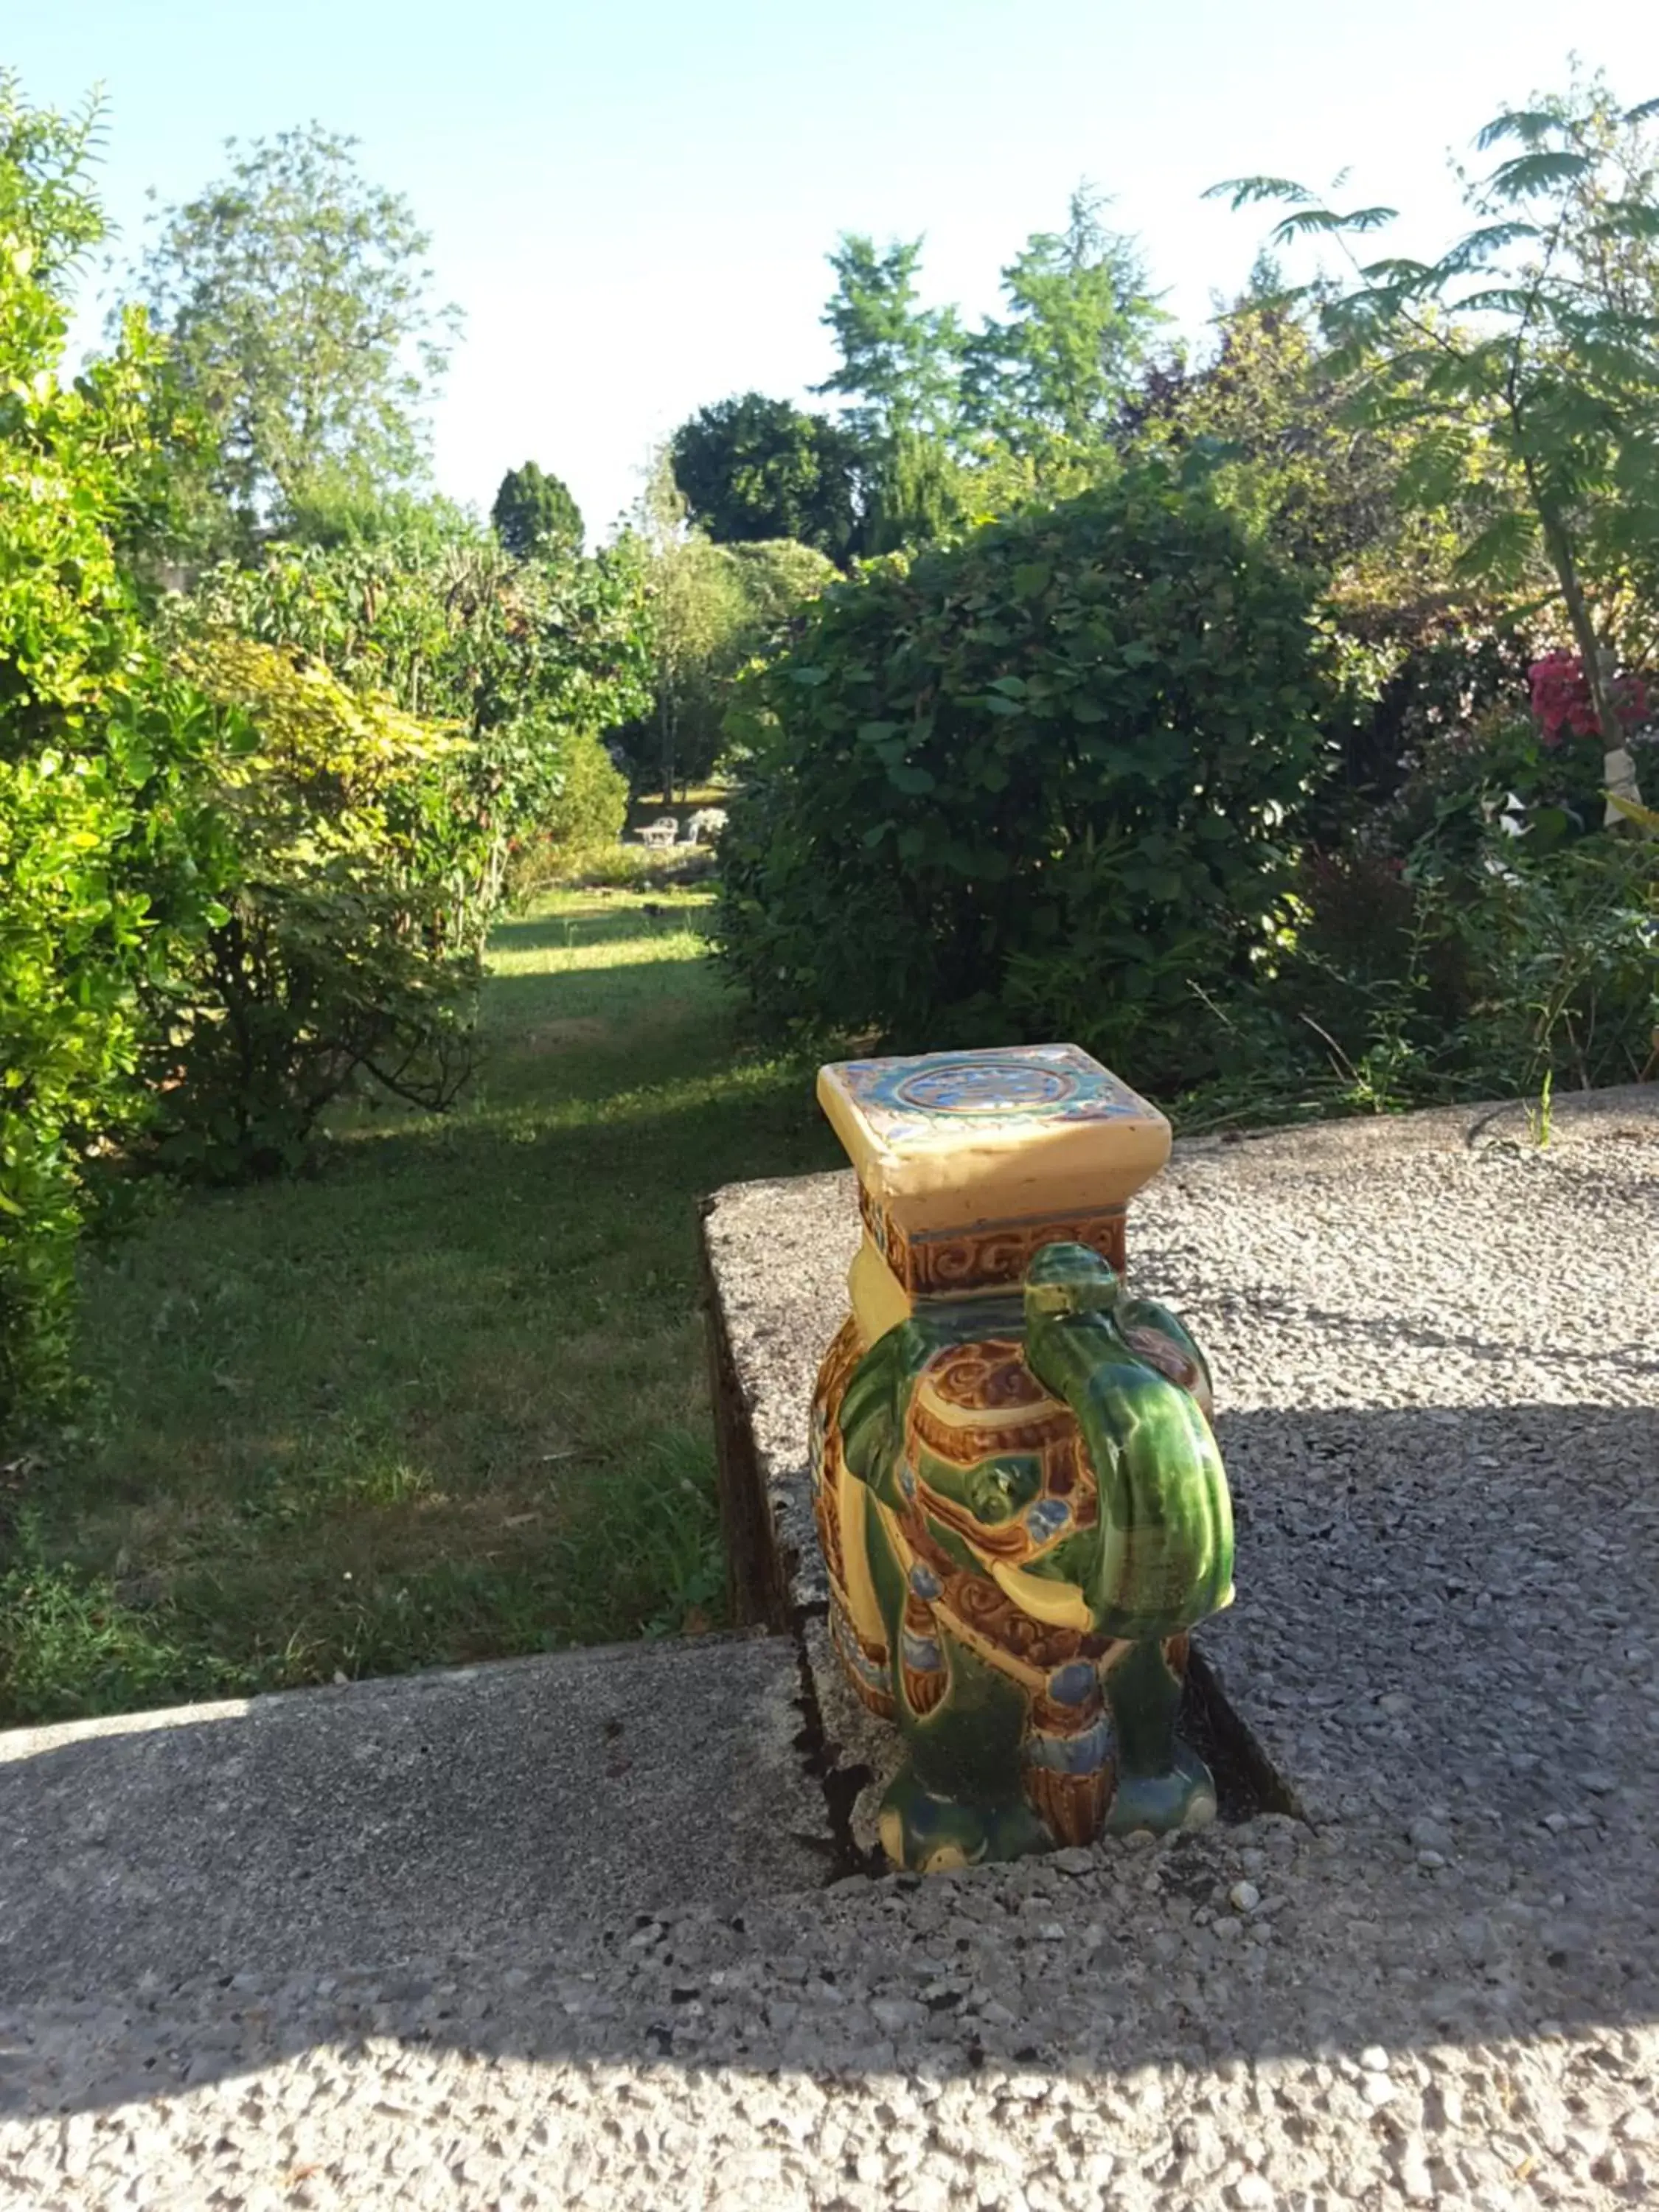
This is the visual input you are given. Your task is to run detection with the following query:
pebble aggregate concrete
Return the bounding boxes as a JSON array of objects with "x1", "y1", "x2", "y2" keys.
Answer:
[
  {"x1": 0, "y1": 1635, "x2": 829, "y2": 1997},
  {"x1": 1, "y1": 1087, "x2": 1655, "y2": 2209}
]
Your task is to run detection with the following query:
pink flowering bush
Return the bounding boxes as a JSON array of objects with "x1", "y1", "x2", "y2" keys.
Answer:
[{"x1": 1528, "y1": 653, "x2": 1650, "y2": 746}]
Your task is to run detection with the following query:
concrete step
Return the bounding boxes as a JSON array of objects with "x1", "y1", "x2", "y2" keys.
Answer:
[{"x1": 0, "y1": 1631, "x2": 831, "y2": 2000}]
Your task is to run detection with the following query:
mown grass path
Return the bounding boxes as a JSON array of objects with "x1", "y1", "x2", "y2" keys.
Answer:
[{"x1": 0, "y1": 891, "x2": 838, "y2": 1724}]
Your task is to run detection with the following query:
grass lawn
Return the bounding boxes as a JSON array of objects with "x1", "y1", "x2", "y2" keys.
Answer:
[
  {"x1": 626, "y1": 782, "x2": 728, "y2": 817},
  {"x1": 0, "y1": 890, "x2": 840, "y2": 1725}
]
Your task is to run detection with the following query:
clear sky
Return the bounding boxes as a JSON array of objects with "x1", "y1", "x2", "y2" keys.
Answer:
[{"x1": 9, "y1": 2, "x2": 1659, "y2": 539}]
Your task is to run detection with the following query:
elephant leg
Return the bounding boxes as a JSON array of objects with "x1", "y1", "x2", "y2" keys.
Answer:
[
  {"x1": 1023, "y1": 1663, "x2": 1114, "y2": 1847},
  {"x1": 878, "y1": 1765, "x2": 1051, "y2": 1874},
  {"x1": 877, "y1": 1603, "x2": 1051, "y2": 1873},
  {"x1": 829, "y1": 1592, "x2": 894, "y2": 1719},
  {"x1": 1102, "y1": 1636, "x2": 1217, "y2": 1837}
]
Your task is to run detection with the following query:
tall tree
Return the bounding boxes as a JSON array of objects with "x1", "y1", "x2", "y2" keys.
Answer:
[
  {"x1": 625, "y1": 453, "x2": 744, "y2": 801},
  {"x1": 961, "y1": 187, "x2": 1166, "y2": 465},
  {"x1": 619, "y1": 451, "x2": 835, "y2": 797},
  {"x1": 133, "y1": 123, "x2": 462, "y2": 540},
  {"x1": 861, "y1": 430, "x2": 968, "y2": 553},
  {"x1": 1215, "y1": 73, "x2": 1659, "y2": 819},
  {"x1": 491, "y1": 460, "x2": 583, "y2": 558},
  {"x1": 815, "y1": 235, "x2": 962, "y2": 444},
  {"x1": 1155, "y1": 294, "x2": 1444, "y2": 585},
  {"x1": 671, "y1": 392, "x2": 863, "y2": 562}
]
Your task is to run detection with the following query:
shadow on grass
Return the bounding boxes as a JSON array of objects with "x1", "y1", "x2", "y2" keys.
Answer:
[
  {"x1": 479, "y1": 950, "x2": 714, "y2": 1030},
  {"x1": 490, "y1": 899, "x2": 714, "y2": 959}
]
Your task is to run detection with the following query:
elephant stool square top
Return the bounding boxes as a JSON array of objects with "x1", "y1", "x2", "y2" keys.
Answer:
[{"x1": 818, "y1": 1046, "x2": 1171, "y2": 1305}]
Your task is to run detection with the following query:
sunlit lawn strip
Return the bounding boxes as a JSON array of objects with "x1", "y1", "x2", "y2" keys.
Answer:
[{"x1": 0, "y1": 890, "x2": 836, "y2": 1725}]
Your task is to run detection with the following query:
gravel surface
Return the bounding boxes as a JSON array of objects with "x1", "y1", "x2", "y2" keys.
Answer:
[
  {"x1": 2, "y1": 1088, "x2": 1655, "y2": 2210},
  {"x1": 2, "y1": 1822, "x2": 1655, "y2": 2208}
]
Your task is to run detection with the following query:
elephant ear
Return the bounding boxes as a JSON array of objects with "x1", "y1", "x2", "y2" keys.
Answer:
[
  {"x1": 838, "y1": 1320, "x2": 930, "y2": 1494},
  {"x1": 1116, "y1": 1295, "x2": 1215, "y2": 1425}
]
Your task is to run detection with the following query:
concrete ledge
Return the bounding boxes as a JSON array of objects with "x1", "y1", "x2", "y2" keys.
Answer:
[
  {"x1": 0, "y1": 1631, "x2": 831, "y2": 2000},
  {"x1": 701, "y1": 1082, "x2": 1659, "y2": 1637},
  {"x1": 700, "y1": 1079, "x2": 1659, "y2": 1869}
]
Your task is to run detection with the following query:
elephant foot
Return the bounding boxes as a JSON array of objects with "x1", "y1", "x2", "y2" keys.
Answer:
[
  {"x1": 1105, "y1": 1743, "x2": 1218, "y2": 1837},
  {"x1": 1099, "y1": 1637, "x2": 1216, "y2": 1837},
  {"x1": 877, "y1": 1764, "x2": 1052, "y2": 1873}
]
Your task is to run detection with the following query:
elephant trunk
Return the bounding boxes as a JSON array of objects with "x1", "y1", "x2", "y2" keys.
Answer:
[{"x1": 1023, "y1": 1243, "x2": 1234, "y2": 1644}]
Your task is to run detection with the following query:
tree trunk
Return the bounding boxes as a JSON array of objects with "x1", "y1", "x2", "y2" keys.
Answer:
[
  {"x1": 1540, "y1": 507, "x2": 1644, "y2": 824},
  {"x1": 659, "y1": 695, "x2": 677, "y2": 808}
]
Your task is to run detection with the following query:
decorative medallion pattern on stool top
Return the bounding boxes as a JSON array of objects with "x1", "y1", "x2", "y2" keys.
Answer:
[{"x1": 833, "y1": 1045, "x2": 1149, "y2": 1145}]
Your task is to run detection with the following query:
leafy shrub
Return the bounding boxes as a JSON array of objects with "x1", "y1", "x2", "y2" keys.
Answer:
[
  {"x1": 501, "y1": 727, "x2": 630, "y2": 904},
  {"x1": 538, "y1": 722, "x2": 629, "y2": 849},
  {"x1": 717, "y1": 462, "x2": 1332, "y2": 1082},
  {"x1": 145, "y1": 638, "x2": 481, "y2": 1181},
  {"x1": 1, "y1": 80, "x2": 220, "y2": 1424},
  {"x1": 608, "y1": 478, "x2": 839, "y2": 800},
  {"x1": 1314, "y1": 601, "x2": 1536, "y2": 838},
  {"x1": 1451, "y1": 836, "x2": 1658, "y2": 1095},
  {"x1": 1183, "y1": 827, "x2": 1658, "y2": 1129},
  {"x1": 145, "y1": 524, "x2": 651, "y2": 1184},
  {"x1": 1, "y1": 742, "x2": 161, "y2": 1413},
  {"x1": 182, "y1": 522, "x2": 653, "y2": 876},
  {"x1": 1284, "y1": 846, "x2": 1473, "y2": 1072},
  {"x1": 1384, "y1": 695, "x2": 1615, "y2": 863}
]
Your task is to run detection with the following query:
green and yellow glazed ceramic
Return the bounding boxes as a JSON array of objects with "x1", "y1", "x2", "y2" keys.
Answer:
[{"x1": 810, "y1": 1047, "x2": 1235, "y2": 1873}]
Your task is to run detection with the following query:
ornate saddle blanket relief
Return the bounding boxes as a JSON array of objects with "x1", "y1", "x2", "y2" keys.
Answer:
[{"x1": 810, "y1": 1046, "x2": 1235, "y2": 1873}]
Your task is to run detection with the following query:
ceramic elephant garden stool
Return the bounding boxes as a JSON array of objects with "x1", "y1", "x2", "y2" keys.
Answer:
[{"x1": 810, "y1": 1045, "x2": 1235, "y2": 1874}]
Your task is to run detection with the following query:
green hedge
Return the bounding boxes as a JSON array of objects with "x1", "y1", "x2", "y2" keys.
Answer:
[{"x1": 716, "y1": 461, "x2": 1333, "y2": 1084}]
